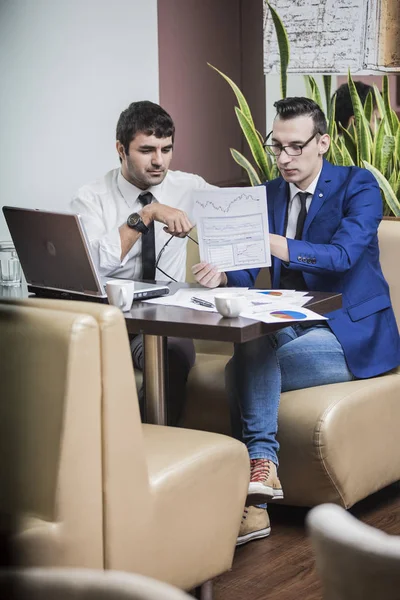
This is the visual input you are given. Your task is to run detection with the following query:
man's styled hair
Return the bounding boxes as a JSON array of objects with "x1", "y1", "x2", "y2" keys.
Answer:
[
  {"x1": 116, "y1": 100, "x2": 175, "y2": 154},
  {"x1": 332, "y1": 81, "x2": 376, "y2": 130},
  {"x1": 273, "y1": 97, "x2": 328, "y2": 135}
]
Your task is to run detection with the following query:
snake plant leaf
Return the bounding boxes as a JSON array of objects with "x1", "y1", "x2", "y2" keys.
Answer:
[
  {"x1": 339, "y1": 137, "x2": 355, "y2": 166},
  {"x1": 364, "y1": 91, "x2": 374, "y2": 124},
  {"x1": 395, "y1": 126, "x2": 400, "y2": 158},
  {"x1": 382, "y1": 76, "x2": 396, "y2": 135},
  {"x1": 363, "y1": 161, "x2": 400, "y2": 217},
  {"x1": 323, "y1": 75, "x2": 332, "y2": 119},
  {"x1": 307, "y1": 76, "x2": 323, "y2": 110},
  {"x1": 390, "y1": 109, "x2": 399, "y2": 134},
  {"x1": 235, "y1": 107, "x2": 271, "y2": 178},
  {"x1": 330, "y1": 138, "x2": 345, "y2": 166},
  {"x1": 348, "y1": 71, "x2": 372, "y2": 163},
  {"x1": 373, "y1": 85, "x2": 391, "y2": 136},
  {"x1": 230, "y1": 148, "x2": 262, "y2": 186},
  {"x1": 373, "y1": 118, "x2": 387, "y2": 171},
  {"x1": 208, "y1": 63, "x2": 255, "y2": 129},
  {"x1": 266, "y1": 1, "x2": 289, "y2": 98},
  {"x1": 380, "y1": 135, "x2": 396, "y2": 179},
  {"x1": 340, "y1": 125, "x2": 358, "y2": 165},
  {"x1": 304, "y1": 75, "x2": 312, "y2": 99}
]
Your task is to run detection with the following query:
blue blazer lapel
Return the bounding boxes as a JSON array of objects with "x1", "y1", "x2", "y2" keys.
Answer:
[{"x1": 302, "y1": 159, "x2": 333, "y2": 238}]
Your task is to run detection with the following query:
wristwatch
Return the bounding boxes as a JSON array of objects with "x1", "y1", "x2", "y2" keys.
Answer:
[{"x1": 126, "y1": 212, "x2": 149, "y2": 234}]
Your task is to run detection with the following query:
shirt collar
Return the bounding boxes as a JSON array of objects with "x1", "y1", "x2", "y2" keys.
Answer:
[
  {"x1": 117, "y1": 169, "x2": 165, "y2": 204},
  {"x1": 288, "y1": 167, "x2": 322, "y2": 202}
]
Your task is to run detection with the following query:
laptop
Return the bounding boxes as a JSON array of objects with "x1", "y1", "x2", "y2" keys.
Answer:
[{"x1": 2, "y1": 206, "x2": 170, "y2": 303}]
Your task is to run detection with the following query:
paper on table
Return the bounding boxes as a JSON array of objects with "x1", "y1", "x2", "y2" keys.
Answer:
[
  {"x1": 240, "y1": 303, "x2": 328, "y2": 324},
  {"x1": 192, "y1": 186, "x2": 271, "y2": 272},
  {"x1": 143, "y1": 287, "x2": 249, "y2": 312}
]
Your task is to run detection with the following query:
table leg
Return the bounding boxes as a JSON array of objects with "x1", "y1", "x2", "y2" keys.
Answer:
[{"x1": 143, "y1": 334, "x2": 168, "y2": 425}]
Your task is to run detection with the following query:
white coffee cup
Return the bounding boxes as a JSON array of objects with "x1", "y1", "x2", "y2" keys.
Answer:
[
  {"x1": 214, "y1": 293, "x2": 247, "y2": 318},
  {"x1": 106, "y1": 280, "x2": 135, "y2": 312}
]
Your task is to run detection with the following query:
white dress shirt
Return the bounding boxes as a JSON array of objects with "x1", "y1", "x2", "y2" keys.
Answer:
[
  {"x1": 286, "y1": 168, "x2": 322, "y2": 239},
  {"x1": 71, "y1": 168, "x2": 215, "y2": 282}
]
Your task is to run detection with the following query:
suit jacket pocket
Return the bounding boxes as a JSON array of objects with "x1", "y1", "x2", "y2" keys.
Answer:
[{"x1": 347, "y1": 294, "x2": 391, "y2": 322}]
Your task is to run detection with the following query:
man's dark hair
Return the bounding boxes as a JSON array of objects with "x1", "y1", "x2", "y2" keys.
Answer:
[
  {"x1": 116, "y1": 100, "x2": 175, "y2": 154},
  {"x1": 273, "y1": 97, "x2": 328, "y2": 135},
  {"x1": 332, "y1": 82, "x2": 376, "y2": 130}
]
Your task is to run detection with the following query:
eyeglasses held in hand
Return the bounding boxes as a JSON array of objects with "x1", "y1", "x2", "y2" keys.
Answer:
[
  {"x1": 155, "y1": 233, "x2": 199, "y2": 283},
  {"x1": 263, "y1": 130, "x2": 322, "y2": 157}
]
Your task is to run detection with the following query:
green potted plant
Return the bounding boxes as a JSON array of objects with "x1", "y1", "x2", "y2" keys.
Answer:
[{"x1": 209, "y1": 1, "x2": 400, "y2": 218}]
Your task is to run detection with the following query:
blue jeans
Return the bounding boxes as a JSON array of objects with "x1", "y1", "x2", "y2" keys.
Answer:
[{"x1": 225, "y1": 323, "x2": 355, "y2": 465}]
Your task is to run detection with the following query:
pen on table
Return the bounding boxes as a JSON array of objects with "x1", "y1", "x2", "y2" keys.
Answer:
[{"x1": 191, "y1": 296, "x2": 215, "y2": 308}]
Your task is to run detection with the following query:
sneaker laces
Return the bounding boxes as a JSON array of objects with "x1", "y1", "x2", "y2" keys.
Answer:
[{"x1": 250, "y1": 459, "x2": 271, "y2": 483}]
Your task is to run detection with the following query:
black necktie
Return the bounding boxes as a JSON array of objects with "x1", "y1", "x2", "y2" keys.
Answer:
[
  {"x1": 295, "y1": 192, "x2": 309, "y2": 240},
  {"x1": 138, "y1": 192, "x2": 156, "y2": 280}
]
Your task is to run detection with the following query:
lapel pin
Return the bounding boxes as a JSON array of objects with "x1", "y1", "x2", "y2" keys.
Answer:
[{"x1": 319, "y1": 193, "x2": 323, "y2": 197}]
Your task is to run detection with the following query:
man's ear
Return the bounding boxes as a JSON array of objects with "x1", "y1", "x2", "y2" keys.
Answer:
[
  {"x1": 116, "y1": 140, "x2": 126, "y2": 161},
  {"x1": 318, "y1": 133, "x2": 331, "y2": 156}
]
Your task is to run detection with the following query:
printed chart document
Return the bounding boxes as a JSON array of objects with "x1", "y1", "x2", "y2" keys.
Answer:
[{"x1": 193, "y1": 187, "x2": 270, "y2": 272}]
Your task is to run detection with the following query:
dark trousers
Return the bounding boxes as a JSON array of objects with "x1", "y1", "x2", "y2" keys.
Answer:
[{"x1": 130, "y1": 334, "x2": 196, "y2": 426}]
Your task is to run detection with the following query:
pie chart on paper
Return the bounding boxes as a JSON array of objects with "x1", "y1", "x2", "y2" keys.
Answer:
[
  {"x1": 258, "y1": 291, "x2": 283, "y2": 296},
  {"x1": 270, "y1": 310, "x2": 307, "y2": 320}
]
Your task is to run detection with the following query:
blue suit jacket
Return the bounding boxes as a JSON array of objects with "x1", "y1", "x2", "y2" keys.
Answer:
[{"x1": 227, "y1": 160, "x2": 400, "y2": 378}]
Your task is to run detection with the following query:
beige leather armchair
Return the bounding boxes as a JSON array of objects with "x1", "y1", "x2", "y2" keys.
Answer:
[
  {"x1": 183, "y1": 220, "x2": 400, "y2": 508},
  {"x1": 0, "y1": 298, "x2": 249, "y2": 593},
  {"x1": 307, "y1": 504, "x2": 400, "y2": 600},
  {"x1": 0, "y1": 568, "x2": 192, "y2": 600}
]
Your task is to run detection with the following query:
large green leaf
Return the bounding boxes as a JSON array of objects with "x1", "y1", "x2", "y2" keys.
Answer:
[
  {"x1": 304, "y1": 75, "x2": 312, "y2": 99},
  {"x1": 339, "y1": 137, "x2": 355, "y2": 166},
  {"x1": 208, "y1": 63, "x2": 255, "y2": 129},
  {"x1": 363, "y1": 161, "x2": 400, "y2": 217},
  {"x1": 266, "y1": 1, "x2": 289, "y2": 98},
  {"x1": 306, "y1": 76, "x2": 323, "y2": 110},
  {"x1": 230, "y1": 149, "x2": 262, "y2": 185},
  {"x1": 235, "y1": 107, "x2": 271, "y2": 179},
  {"x1": 339, "y1": 125, "x2": 358, "y2": 165},
  {"x1": 382, "y1": 76, "x2": 396, "y2": 135},
  {"x1": 373, "y1": 117, "x2": 387, "y2": 170},
  {"x1": 348, "y1": 71, "x2": 372, "y2": 163},
  {"x1": 380, "y1": 135, "x2": 396, "y2": 179},
  {"x1": 323, "y1": 75, "x2": 332, "y2": 119},
  {"x1": 373, "y1": 85, "x2": 391, "y2": 136},
  {"x1": 330, "y1": 138, "x2": 345, "y2": 166},
  {"x1": 363, "y1": 91, "x2": 374, "y2": 124}
]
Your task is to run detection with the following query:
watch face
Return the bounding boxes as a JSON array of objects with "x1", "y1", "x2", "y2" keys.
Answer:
[{"x1": 128, "y1": 213, "x2": 140, "y2": 227}]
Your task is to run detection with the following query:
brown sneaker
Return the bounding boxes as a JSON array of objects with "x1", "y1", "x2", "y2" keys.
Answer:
[
  {"x1": 247, "y1": 458, "x2": 284, "y2": 504},
  {"x1": 236, "y1": 506, "x2": 271, "y2": 546}
]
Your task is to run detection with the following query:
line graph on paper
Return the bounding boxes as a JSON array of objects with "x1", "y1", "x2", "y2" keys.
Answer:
[
  {"x1": 234, "y1": 241, "x2": 266, "y2": 265},
  {"x1": 203, "y1": 215, "x2": 263, "y2": 238},
  {"x1": 194, "y1": 192, "x2": 261, "y2": 215}
]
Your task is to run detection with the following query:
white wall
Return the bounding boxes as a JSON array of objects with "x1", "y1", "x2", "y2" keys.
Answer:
[{"x1": 0, "y1": 0, "x2": 159, "y2": 240}]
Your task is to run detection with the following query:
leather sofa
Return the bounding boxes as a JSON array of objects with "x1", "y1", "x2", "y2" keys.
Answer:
[
  {"x1": 0, "y1": 298, "x2": 249, "y2": 593},
  {"x1": 183, "y1": 219, "x2": 400, "y2": 508}
]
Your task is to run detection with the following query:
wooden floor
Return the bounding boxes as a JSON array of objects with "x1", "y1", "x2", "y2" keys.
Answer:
[{"x1": 214, "y1": 483, "x2": 400, "y2": 600}]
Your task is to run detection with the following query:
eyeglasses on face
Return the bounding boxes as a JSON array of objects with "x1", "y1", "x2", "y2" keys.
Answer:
[
  {"x1": 263, "y1": 130, "x2": 322, "y2": 156},
  {"x1": 155, "y1": 233, "x2": 199, "y2": 283}
]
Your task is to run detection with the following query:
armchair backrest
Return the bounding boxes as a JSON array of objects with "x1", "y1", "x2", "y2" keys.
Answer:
[
  {"x1": 0, "y1": 298, "x2": 151, "y2": 568},
  {"x1": 378, "y1": 220, "x2": 400, "y2": 323}
]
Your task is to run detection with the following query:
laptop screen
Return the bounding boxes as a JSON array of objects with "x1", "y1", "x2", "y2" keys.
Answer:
[{"x1": 3, "y1": 206, "x2": 104, "y2": 296}]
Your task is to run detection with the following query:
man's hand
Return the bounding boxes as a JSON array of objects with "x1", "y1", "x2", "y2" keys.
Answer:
[
  {"x1": 141, "y1": 204, "x2": 193, "y2": 237},
  {"x1": 269, "y1": 233, "x2": 289, "y2": 262},
  {"x1": 192, "y1": 261, "x2": 228, "y2": 288}
]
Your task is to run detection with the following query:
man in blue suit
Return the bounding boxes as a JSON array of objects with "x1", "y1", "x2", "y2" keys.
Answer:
[{"x1": 193, "y1": 97, "x2": 400, "y2": 545}]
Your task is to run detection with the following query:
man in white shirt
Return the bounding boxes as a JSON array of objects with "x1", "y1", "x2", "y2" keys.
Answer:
[{"x1": 71, "y1": 100, "x2": 214, "y2": 424}]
